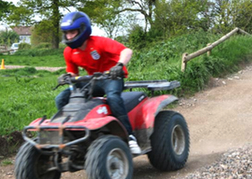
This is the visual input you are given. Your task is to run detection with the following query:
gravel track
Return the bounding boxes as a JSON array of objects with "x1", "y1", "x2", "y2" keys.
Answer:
[{"x1": 185, "y1": 144, "x2": 252, "y2": 179}]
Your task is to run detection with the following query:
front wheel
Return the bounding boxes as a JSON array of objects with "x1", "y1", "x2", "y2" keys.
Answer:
[
  {"x1": 15, "y1": 141, "x2": 61, "y2": 179},
  {"x1": 148, "y1": 111, "x2": 190, "y2": 171},
  {"x1": 85, "y1": 135, "x2": 133, "y2": 179}
]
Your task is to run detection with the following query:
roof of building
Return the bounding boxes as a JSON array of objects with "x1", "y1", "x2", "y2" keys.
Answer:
[{"x1": 12, "y1": 26, "x2": 32, "y2": 36}]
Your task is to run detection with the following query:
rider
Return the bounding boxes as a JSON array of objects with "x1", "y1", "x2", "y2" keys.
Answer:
[{"x1": 56, "y1": 11, "x2": 141, "y2": 154}]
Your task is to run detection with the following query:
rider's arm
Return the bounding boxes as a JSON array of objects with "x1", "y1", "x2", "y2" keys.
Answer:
[
  {"x1": 118, "y1": 48, "x2": 133, "y2": 66},
  {"x1": 100, "y1": 37, "x2": 132, "y2": 66}
]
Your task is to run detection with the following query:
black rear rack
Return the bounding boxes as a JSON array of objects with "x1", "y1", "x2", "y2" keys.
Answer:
[{"x1": 124, "y1": 80, "x2": 180, "y2": 94}]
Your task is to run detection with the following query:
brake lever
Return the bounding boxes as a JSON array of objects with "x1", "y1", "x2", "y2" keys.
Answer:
[{"x1": 52, "y1": 84, "x2": 62, "y2": 90}]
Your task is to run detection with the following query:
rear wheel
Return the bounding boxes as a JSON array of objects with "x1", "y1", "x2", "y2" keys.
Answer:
[
  {"x1": 15, "y1": 141, "x2": 61, "y2": 179},
  {"x1": 85, "y1": 135, "x2": 133, "y2": 179},
  {"x1": 148, "y1": 111, "x2": 190, "y2": 171}
]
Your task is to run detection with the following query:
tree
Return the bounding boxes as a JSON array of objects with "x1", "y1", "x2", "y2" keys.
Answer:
[
  {"x1": 232, "y1": 0, "x2": 252, "y2": 33},
  {"x1": 6, "y1": 0, "x2": 130, "y2": 47},
  {"x1": 196, "y1": 0, "x2": 216, "y2": 32},
  {"x1": 4, "y1": 0, "x2": 252, "y2": 50},
  {"x1": 0, "y1": 30, "x2": 19, "y2": 46},
  {"x1": 77, "y1": 0, "x2": 126, "y2": 38},
  {"x1": 118, "y1": 0, "x2": 156, "y2": 32},
  {"x1": 152, "y1": 0, "x2": 209, "y2": 38},
  {"x1": 211, "y1": 0, "x2": 234, "y2": 33},
  {"x1": 128, "y1": 24, "x2": 146, "y2": 49},
  {"x1": 79, "y1": 0, "x2": 156, "y2": 34},
  {"x1": 5, "y1": 0, "x2": 80, "y2": 49},
  {"x1": 30, "y1": 20, "x2": 62, "y2": 46},
  {"x1": 0, "y1": 0, "x2": 12, "y2": 19},
  {"x1": 210, "y1": 0, "x2": 252, "y2": 34}
]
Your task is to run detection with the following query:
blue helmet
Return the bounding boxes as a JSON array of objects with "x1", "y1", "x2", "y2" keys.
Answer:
[{"x1": 60, "y1": 11, "x2": 92, "y2": 49}]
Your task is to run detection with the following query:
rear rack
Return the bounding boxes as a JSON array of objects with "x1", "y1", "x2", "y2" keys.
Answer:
[{"x1": 124, "y1": 80, "x2": 180, "y2": 94}]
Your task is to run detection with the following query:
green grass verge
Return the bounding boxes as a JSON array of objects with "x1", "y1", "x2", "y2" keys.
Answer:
[
  {"x1": 0, "y1": 68, "x2": 63, "y2": 135},
  {"x1": 0, "y1": 48, "x2": 65, "y2": 67}
]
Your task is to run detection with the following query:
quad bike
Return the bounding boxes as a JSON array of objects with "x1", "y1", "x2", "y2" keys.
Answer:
[{"x1": 14, "y1": 72, "x2": 190, "y2": 179}]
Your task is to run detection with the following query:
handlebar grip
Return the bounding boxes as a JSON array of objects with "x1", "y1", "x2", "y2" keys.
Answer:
[{"x1": 70, "y1": 75, "x2": 92, "y2": 83}]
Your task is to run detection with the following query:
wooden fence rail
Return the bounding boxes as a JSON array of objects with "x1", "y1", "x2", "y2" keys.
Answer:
[
  {"x1": 0, "y1": 45, "x2": 7, "y2": 51},
  {"x1": 0, "y1": 45, "x2": 14, "y2": 54},
  {"x1": 181, "y1": 27, "x2": 251, "y2": 72}
]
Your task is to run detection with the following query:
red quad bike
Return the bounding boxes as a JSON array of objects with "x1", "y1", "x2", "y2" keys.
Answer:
[{"x1": 15, "y1": 72, "x2": 190, "y2": 179}]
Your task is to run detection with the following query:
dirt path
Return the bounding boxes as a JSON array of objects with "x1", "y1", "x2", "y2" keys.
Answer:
[
  {"x1": 1, "y1": 65, "x2": 252, "y2": 179},
  {"x1": 4, "y1": 65, "x2": 64, "y2": 72}
]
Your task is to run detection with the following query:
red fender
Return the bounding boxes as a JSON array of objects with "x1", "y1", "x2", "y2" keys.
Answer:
[
  {"x1": 62, "y1": 116, "x2": 122, "y2": 130},
  {"x1": 29, "y1": 104, "x2": 113, "y2": 127},
  {"x1": 29, "y1": 116, "x2": 128, "y2": 141},
  {"x1": 30, "y1": 116, "x2": 125, "y2": 131},
  {"x1": 65, "y1": 116, "x2": 128, "y2": 139},
  {"x1": 128, "y1": 94, "x2": 178, "y2": 130}
]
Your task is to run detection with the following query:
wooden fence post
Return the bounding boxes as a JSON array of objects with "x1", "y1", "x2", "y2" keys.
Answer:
[
  {"x1": 181, "y1": 53, "x2": 188, "y2": 72},
  {"x1": 207, "y1": 43, "x2": 212, "y2": 56}
]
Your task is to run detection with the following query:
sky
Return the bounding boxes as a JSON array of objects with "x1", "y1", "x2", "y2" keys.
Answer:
[{"x1": 1, "y1": 0, "x2": 106, "y2": 36}]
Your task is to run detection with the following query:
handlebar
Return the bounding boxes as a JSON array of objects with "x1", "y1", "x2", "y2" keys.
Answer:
[
  {"x1": 70, "y1": 72, "x2": 110, "y2": 83},
  {"x1": 53, "y1": 72, "x2": 180, "y2": 93},
  {"x1": 53, "y1": 72, "x2": 111, "y2": 90}
]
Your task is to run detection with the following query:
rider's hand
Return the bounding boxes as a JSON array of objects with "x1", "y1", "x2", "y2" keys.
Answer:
[
  {"x1": 110, "y1": 62, "x2": 124, "y2": 79},
  {"x1": 58, "y1": 73, "x2": 71, "y2": 85}
]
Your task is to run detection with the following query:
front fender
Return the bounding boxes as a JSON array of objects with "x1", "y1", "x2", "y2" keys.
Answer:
[
  {"x1": 66, "y1": 117, "x2": 128, "y2": 141},
  {"x1": 28, "y1": 116, "x2": 128, "y2": 142}
]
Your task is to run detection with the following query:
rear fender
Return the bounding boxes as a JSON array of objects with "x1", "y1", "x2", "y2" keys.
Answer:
[
  {"x1": 128, "y1": 94, "x2": 177, "y2": 151},
  {"x1": 132, "y1": 94, "x2": 178, "y2": 130}
]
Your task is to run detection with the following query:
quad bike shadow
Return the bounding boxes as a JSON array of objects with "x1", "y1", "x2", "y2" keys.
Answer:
[{"x1": 14, "y1": 72, "x2": 190, "y2": 179}]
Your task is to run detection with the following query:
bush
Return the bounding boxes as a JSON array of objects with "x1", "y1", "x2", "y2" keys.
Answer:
[
  {"x1": 18, "y1": 42, "x2": 31, "y2": 50},
  {"x1": 59, "y1": 43, "x2": 67, "y2": 49},
  {"x1": 35, "y1": 42, "x2": 51, "y2": 49},
  {"x1": 14, "y1": 48, "x2": 64, "y2": 56},
  {"x1": 128, "y1": 25, "x2": 146, "y2": 49}
]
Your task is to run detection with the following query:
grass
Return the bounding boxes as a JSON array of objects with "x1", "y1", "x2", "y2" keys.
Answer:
[
  {"x1": 0, "y1": 159, "x2": 13, "y2": 166},
  {"x1": 0, "y1": 68, "x2": 63, "y2": 134},
  {"x1": 0, "y1": 31, "x2": 252, "y2": 135},
  {"x1": 0, "y1": 48, "x2": 65, "y2": 67}
]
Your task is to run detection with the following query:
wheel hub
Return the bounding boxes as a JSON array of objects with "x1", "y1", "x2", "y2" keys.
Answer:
[
  {"x1": 107, "y1": 148, "x2": 129, "y2": 179},
  {"x1": 172, "y1": 125, "x2": 185, "y2": 155}
]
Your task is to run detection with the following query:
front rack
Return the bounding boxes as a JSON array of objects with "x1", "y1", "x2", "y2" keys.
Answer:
[{"x1": 22, "y1": 115, "x2": 90, "y2": 150}]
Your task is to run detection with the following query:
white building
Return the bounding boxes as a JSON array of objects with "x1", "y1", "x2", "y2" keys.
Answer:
[{"x1": 12, "y1": 26, "x2": 31, "y2": 44}]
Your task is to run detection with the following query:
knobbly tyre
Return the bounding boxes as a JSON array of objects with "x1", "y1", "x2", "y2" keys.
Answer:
[{"x1": 14, "y1": 72, "x2": 190, "y2": 179}]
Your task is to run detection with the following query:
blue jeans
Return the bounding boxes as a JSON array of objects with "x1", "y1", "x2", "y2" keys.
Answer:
[{"x1": 55, "y1": 78, "x2": 133, "y2": 135}]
